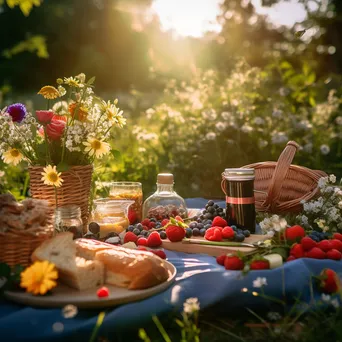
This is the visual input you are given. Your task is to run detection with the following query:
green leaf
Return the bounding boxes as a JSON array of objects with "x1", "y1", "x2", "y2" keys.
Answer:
[
  {"x1": 280, "y1": 61, "x2": 292, "y2": 70},
  {"x1": 110, "y1": 149, "x2": 122, "y2": 161},
  {"x1": 87, "y1": 76, "x2": 96, "y2": 86},
  {"x1": 306, "y1": 72, "x2": 316, "y2": 85},
  {"x1": 271, "y1": 247, "x2": 289, "y2": 261},
  {"x1": 295, "y1": 29, "x2": 306, "y2": 38},
  {"x1": 309, "y1": 96, "x2": 316, "y2": 107},
  {"x1": 0, "y1": 263, "x2": 11, "y2": 279},
  {"x1": 57, "y1": 161, "x2": 70, "y2": 172}
]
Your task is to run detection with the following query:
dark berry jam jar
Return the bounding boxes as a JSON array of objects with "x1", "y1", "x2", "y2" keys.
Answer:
[{"x1": 221, "y1": 168, "x2": 256, "y2": 233}]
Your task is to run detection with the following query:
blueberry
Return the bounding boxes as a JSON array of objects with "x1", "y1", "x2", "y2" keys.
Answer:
[
  {"x1": 237, "y1": 229, "x2": 243, "y2": 234},
  {"x1": 231, "y1": 225, "x2": 237, "y2": 231},
  {"x1": 197, "y1": 223, "x2": 204, "y2": 229},
  {"x1": 204, "y1": 224, "x2": 211, "y2": 230},
  {"x1": 84, "y1": 232, "x2": 96, "y2": 239},
  {"x1": 235, "y1": 234, "x2": 245, "y2": 242},
  {"x1": 243, "y1": 230, "x2": 251, "y2": 237},
  {"x1": 309, "y1": 234, "x2": 320, "y2": 242},
  {"x1": 141, "y1": 230, "x2": 148, "y2": 237},
  {"x1": 88, "y1": 222, "x2": 100, "y2": 234},
  {"x1": 206, "y1": 220, "x2": 212, "y2": 225},
  {"x1": 193, "y1": 228, "x2": 200, "y2": 236},
  {"x1": 189, "y1": 222, "x2": 197, "y2": 229},
  {"x1": 311, "y1": 231, "x2": 320, "y2": 236},
  {"x1": 200, "y1": 228, "x2": 206, "y2": 237},
  {"x1": 207, "y1": 206, "x2": 215, "y2": 213},
  {"x1": 127, "y1": 225, "x2": 134, "y2": 232},
  {"x1": 150, "y1": 218, "x2": 156, "y2": 222},
  {"x1": 185, "y1": 228, "x2": 193, "y2": 238},
  {"x1": 217, "y1": 207, "x2": 224, "y2": 213},
  {"x1": 159, "y1": 231, "x2": 167, "y2": 239},
  {"x1": 208, "y1": 200, "x2": 214, "y2": 206},
  {"x1": 133, "y1": 228, "x2": 140, "y2": 235},
  {"x1": 155, "y1": 223, "x2": 161, "y2": 228}
]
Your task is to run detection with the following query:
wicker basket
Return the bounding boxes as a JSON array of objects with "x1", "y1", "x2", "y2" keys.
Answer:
[
  {"x1": 28, "y1": 165, "x2": 93, "y2": 230},
  {"x1": 242, "y1": 141, "x2": 327, "y2": 214}
]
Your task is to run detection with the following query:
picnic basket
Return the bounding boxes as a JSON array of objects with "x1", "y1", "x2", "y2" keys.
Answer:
[{"x1": 242, "y1": 141, "x2": 327, "y2": 214}]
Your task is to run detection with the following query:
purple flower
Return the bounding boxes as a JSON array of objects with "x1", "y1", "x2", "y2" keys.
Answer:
[{"x1": 6, "y1": 103, "x2": 27, "y2": 123}]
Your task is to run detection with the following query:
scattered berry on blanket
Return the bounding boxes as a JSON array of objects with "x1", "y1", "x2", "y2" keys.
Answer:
[
  {"x1": 124, "y1": 231, "x2": 138, "y2": 244},
  {"x1": 330, "y1": 239, "x2": 342, "y2": 252},
  {"x1": 285, "y1": 225, "x2": 306, "y2": 242},
  {"x1": 159, "y1": 231, "x2": 167, "y2": 239},
  {"x1": 205, "y1": 227, "x2": 223, "y2": 241},
  {"x1": 166, "y1": 225, "x2": 186, "y2": 242},
  {"x1": 97, "y1": 286, "x2": 110, "y2": 298},
  {"x1": 318, "y1": 269, "x2": 341, "y2": 294},
  {"x1": 318, "y1": 240, "x2": 332, "y2": 252},
  {"x1": 333, "y1": 233, "x2": 342, "y2": 242},
  {"x1": 301, "y1": 236, "x2": 318, "y2": 251},
  {"x1": 250, "y1": 259, "x2": 270, "y2": 270},
  {"x1": 216, "y1": 254, "x2": 227, "y2": 266},
  {"x1": 306, "y1": 247, "x2": 326, "y2": 259},
  {"x1": 222, "y1": 226, "x2": 235, "y2": 239},
  {"x1": 326, "y1": 249, "x2": 342, "y2": 261},
  {"x1": 286, "y1": 255, "x2": 296, "y2": 262},
  {"x1": 141, "y1": 218, "x2": 150, "y2": 227},
  {"x1": 147, "y1": 231, "x2": 162, "y2": 247},
  {"x1": 224, "y1": 255, "x2": 244, "y2": 270},
  {"x1": 212, "y1": 217, "x2": 228, "y2": 228},
  {"x1": 127, "y1": 225, "x2": 134, "y2": 232},
  {"x1": 290, "y1": 243, "x2": 305, "y2": 258},
  {"x1": 149, "y1": 221, "x2": 156, "y2": 229},
  {"x1": 152, "y1": 249, "x2": 167, "y2": 259},
  {"x1": 137, "y1": 237, "x2": 148, "y2": 246}
]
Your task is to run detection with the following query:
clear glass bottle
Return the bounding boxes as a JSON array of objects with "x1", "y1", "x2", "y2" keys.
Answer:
[
  {"x1": 142, "y1": 173, "x2": 187, "y2": 220},
  {"x1": 54, "y1": 205, "x2": 83, "y2": 239}
]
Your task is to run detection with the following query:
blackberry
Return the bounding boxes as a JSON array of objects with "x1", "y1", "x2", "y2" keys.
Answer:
[
  {"x1": 133, "y1": 228, "x2": 141, "y2": 236},
  {"x1": 199, "y1": 228, "x2": 206, "y2": 237},
  {"x1": 88, "y1": 222, "x2": 100, "y2": 235},
  {"x1": 159, "y1": 231, "x2": 167, "y2": 239},
  {"x1": 193, "y1": 228, "x2": 200, "y2": 236},
  {"x1": 214, "y1": 204, "x2": 219, "y2": 209},
  {"x1": 185, "y1": 228, "x2": 193, "y2": 238},
  {"x1": 208, "y1": 200, "x2": 215, "y2": 206},
  {"x1": 204, "y1": 213, "x2": 212, "y2": 219}
]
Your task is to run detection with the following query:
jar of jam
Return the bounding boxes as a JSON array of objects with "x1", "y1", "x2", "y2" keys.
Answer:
[
  {"x1": 221, "y1": 168, "x2": 256, "y2": 233},
  {"x1": 109, "y1": 182, "x2": 143, "y2": 224}
]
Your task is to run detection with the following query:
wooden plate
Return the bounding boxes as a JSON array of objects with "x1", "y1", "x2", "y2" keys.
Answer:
[{"x1": 5, "y1": 260, "x2": 176, "y2": 309}]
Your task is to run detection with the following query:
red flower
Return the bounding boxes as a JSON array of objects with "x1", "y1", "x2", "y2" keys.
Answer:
[
  {"x1": 36, "y1": 110, "x2": 55, "y2": 124},
  {"x1": 46, "y1": 119, "x2": 66, "y2": 140}
]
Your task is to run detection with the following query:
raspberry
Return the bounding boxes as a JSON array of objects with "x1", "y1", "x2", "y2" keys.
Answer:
[
  {"x1": 306, "y1": 247, "x2": 326, "y2": 259},
  {"x1": 137, "y1": 246, "x2": 148, "y2": 251},
  {"x1": 175, "y1": 215, "x2": 184, "y2": 222},
  {"x1": 149, "y1": 222, "x2": 156, "y2": 229},
  {"x1": 250, "y1": 260, "x2": 270, "y2": 270},
  {"x1": 287, "y1": 255, "x2": 296, "y2": 262},
  {"x1": 212, "y1": 217, "x2": 228, "y2": 228},
  {"x1": 124, "y1": 231, "x2": 138, "y2": 244},
  {"x1": 222, "y1": 226, "x2": 235, "y2": 239},
  {"x1": 301, "y1": 236, "x2": 317, "y2": 251},
  {"x1": 137, "y1": 237, "x2": 148, "y2": 246},
  {"x1": 166, "y1": 225, "x2": 186, "y2": 242},
  {"x1": 216, "y1": 254, "x2": 227, "y2": 266},
  {"x1": 97, "y1": 286, "x2": 110, "y2": 298},
  {"x1": 152, "y1": 249, "x2": 167, "y2": 259},
  {"x1": 290, "y1": 243, "x2": 305, "y2": 258},
  {"x1": 224, "y1": 255, "x2": 244, "y2": 270},
  {"x1": 333, "y1": 233, "x2": 342, "y2": 242},
  {"x1": 143, "y1": 225, "x2": 149, "y2": 231},
  {"x1": 326, "y1": 249, "x2": 342, "y2": 261},
  {"x1": 147, "y1": 231, "x2": 162, "y2": 247},
  {"x1": 128, "y1": 208, "x2": 137, "y2": 224},
  {"x1": 319, "y1": 269, "x2": 341, "y2": 294},
  {"x1": 285, "y1": 225, "x2": 305, "y2": 242},
  {"x1": 141, "y1": 218, "x2": 150, "y2": 227},
  {"x1": 205, "y1": 227, "x2": 223, "y2": 241},
  {"x1": 318, "y1": 240, "x2": 332, "y2": 252},
  {"x1": 161, "y1": 219, "x2": 169, "y2": 227},
  {"x1": 330, "y1": 239, "x2": 342, "y2": 252}
]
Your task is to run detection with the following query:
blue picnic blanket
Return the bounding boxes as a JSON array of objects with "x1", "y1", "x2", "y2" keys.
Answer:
[{"x1": 0, "y1": 198, "x2": 341, "y2": 342}]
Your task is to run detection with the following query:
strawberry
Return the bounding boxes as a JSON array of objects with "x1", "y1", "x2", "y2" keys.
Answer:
[
  {"x1": 124, "y1": 231, "x2": 138, "y2": 244},
  {"x1": 286, "y1": 255, "x2": 296, "y2": 262},
  {"x1": 175, "y1": 215, "x2": 184, "y2": 222},
  {"x1": 128, "y1": 208, "x2": 137, "y2": 224},
  {"x1": 166, "y1": 225, "x2": 186, "y2": 242},
  {"x1": 224, "y1": 255, "x2": 244, "y2": 270},
  {"x1": 212, "y1": 216, "x2": 228, "y2": 228},
  {"x1": 250, "y1": 259, "x2": 270, "y2": 270},
  {"x1": 333, "y1": 233, "x2": 342, "y2": 242},
  {"x1": 222, "y1": 226, "x2": 235, "y2": 239},
  {"x1": 137, "y1": 237, "x2": 148, "y2": 246},
  {"x1": 290, "y1": 243, "x2": 305, "y2": 258},
  {"x1": 326, "y1": 249, "x2": 342, "y2": 261},
  {"x1": 306, "y1": 247, "x2": 326, "y2": 259},
  {"x1": 149, "y1": 222, "x2": 156, "y2": 229},
  {"x1": 216, "y1": 254, "x2": 227, "y2": 266},
  {"x1": 205, "y1": 227, "x2": 223, "y2": 241},
  {"x1": 152, "y1": 249, "x2": 167, "y2": 259},
  {"x1": 97, "y1": 286, "x2": 110, "y2": 298},
  {"x1": 330, "y1": 239, "x2": 342, "y2": 252},
  {"x1": 319, "y1": 269, "x2": 341, "y2": 294},
  {"x1": 147, "y1": 231, "x2": 162, "y2": 247},
  {"x1": 318, "y1": 240, "x2": 332, "y2": 252},
  {"x1": 141, "y1": 218, "x2": 151, "y2": 227},
  {"x1": 161, "y1": 219, "x2": 170, "y2": 227},
  {"x1": 301, "y1": 236, "x2": 317, "y2": 251},
  {"x1": 285, "y1": 225, "x2": 305, "y2": 242}
]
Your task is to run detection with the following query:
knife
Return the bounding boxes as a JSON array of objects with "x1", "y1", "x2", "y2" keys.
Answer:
[{"x1": 181, "y1": 238, "x2": 263, "y2": 248}]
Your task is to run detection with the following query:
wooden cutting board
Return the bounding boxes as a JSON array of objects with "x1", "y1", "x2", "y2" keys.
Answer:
[{"x1": 162, "y1": 235, "x2": 267, "y2": 257}]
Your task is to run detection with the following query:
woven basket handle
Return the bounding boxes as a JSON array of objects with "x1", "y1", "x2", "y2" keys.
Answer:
[{"x1": 264, "y1": 141, "x2": 300, "y2": 212}]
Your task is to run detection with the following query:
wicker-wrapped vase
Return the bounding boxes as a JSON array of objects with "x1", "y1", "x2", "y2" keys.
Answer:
[
  {"x1": 29, "y1": 165, "x2": 93, "y2": 231},
  {"x1": 243, "y1": 141, "x2": 327, "y2": 214}
]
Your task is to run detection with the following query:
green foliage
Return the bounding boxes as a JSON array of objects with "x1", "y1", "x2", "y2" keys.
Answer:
[{"x1": 0, "y1": 0, "x2": 42, "y2": 16}]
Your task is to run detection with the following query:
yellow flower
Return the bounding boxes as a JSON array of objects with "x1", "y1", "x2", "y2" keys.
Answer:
[
  {"x1": 83, "y1": 137, "x2": 110, "y2": 158},
  {"x1": 100, "y1": 100, "x2": 126, "y2": 127},
  {"x1": 41, "y1": 165, "x2": 64, "y2": 187},
  {"x1": 64, "y1": 77, "x2": 83, "y2": 88},
  {"x1": 38, "y1": 86, "x2": 60, "y2": 99},
  {"x1": 20, "y1": 261, "x2": 58, "y2": 295},
  {"x1": 58, "y1": 85, "x2": 66, "y2": 96},
  {"x1": 2, "y1": 148, "x2": 23, "y2": 165}
]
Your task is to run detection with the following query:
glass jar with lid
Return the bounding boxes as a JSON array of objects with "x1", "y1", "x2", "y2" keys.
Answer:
[
  {"x1": 54, "y1": 205, "x2": 83, "y2": 239},
  {"x1": 142, "y1": 173, "x2": 187, "y2": 220}
]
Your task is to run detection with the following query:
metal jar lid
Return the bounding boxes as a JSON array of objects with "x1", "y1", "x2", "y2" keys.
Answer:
[{"x1": 223, "y1": 168, "x2": 255, "y2": 181}]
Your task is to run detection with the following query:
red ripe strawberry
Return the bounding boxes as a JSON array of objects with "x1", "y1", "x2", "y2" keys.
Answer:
[
  {"x1": 326, "y1": 249, "x2": 342, "y2": 261},
  {"x1": 333, "y1": 233, "x2": 342, "y2": 242},
  {"x1": 128, "y1": 208, "x2": 137, "y2": 224},
  {"x1": 319, "y1": 269, "x2": 341, "y2": 293},
  {"x1": 149, "y1": 221, "x2": 156, "y2": 229},
  {"x1": 285, "y1": 225, "x2": 305, "y2": 242},
  {"x1": 147, "y1": 231, "x2": 162, "y2": 247},
  {"x1": 290, "y1": 243, "x2": 305, "y2": 258},
  {"x1": 287, "y1": 255, "x2": 296, "y2": 262},
  {"x1": 224, "y1": 255, "x2": 244, "y2": 270},
  {"x1": 222, "y1": 226, "x2": 235, "y2": 239},
  {"x1": 301, "y1": 236, "x2": 317, "y2": 251},
  {"x1": 152, "y1": 249, "x2": 167, "y2": 259},
  {"x1": 212, "y1": 216, "x2": 228, "y2": 228},
  {"x1": 306, "y1": 247, "x2": 326, "y2": 259},
  {"x1": 142, "y1": 218, "x2": 150, "y2": 226},
  {"x1": 216, "y1": 254, "x2": 227, "y2": 266},
  {"x1": 330, "y1": 239, "x2": 342, "y2": 252},
  {"x1": 318, "y1": 240, "x2": 332, "y2": 252},
  {"x1": 166, "y1": 225, "x2": 185, "y2": 242},
  {"x1": 161, "y1": 219, "x2": 170, "y2": 227},
  {"x1": 97, "y1": 286, "x2": 110, "y2": 298},
  {"x1": 205, "y1": 227, "x2": 223, "y2": 241},
  {"x1": 124, "y1": 231, "x2": 138, "y2": 244},
  {"x1": 137, "y1": 237, "x2": 148, "y2": 246},
  {"x1": 175, "y1": 215, "x2": 184, "y2": 222},
  {"x1": 250, "y1": 259, "x2": 270, "y2": 270}
]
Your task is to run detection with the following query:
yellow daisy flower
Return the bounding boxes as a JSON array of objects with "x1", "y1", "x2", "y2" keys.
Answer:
[
  {"x1": 37, "y1": 86, "x2": 60, "y2": 99},
  {"x1": 2, "y1": 148, "x2": 23, "y2": 165},
  {"x1": 20, "y1": 261, "x2": 58, "y2": 295},
  {"x1": 83, "y1": 137, "x2": 110, "y2": 158},
  {"x1": 64, "y1": 77, "x2": 83, "y2": 88},
  {"x1": 41, "y1": 165, "x2": 64, "y2": 187}
]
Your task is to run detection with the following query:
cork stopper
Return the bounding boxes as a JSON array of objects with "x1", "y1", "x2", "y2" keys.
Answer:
[{"x1": 157, "y1": 173, "x2": 174, "y2": 184}]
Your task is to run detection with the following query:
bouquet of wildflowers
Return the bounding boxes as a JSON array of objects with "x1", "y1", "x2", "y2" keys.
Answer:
[{"x1": 0, "y1": 74, "x2": 125, "y2": 188}]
